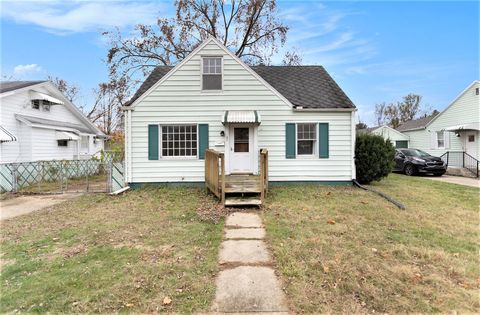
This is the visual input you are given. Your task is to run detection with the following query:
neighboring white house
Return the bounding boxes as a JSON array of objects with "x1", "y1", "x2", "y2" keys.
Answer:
[
  {"x1": 360, "y1": 125, "x2": 410, "y2": 148},
  {"x1": 396, "y1": 80, "x2": 479, "y2": 169},
  {"x1": 0, "y1": 81, "x2": 106, "y2": 163},
  {"x1": 123, "y1": 37, "x2": 357, "y2": 187}
]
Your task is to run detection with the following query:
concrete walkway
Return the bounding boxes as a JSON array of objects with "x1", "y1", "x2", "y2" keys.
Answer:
[
  {"x1": 211, "y1": 212, "x2": 289, "y2": 314},
  {"x1": 423, "y1": 175, "x2": 480, "y2": 188},
  {"x1": 0, "y1": 194, "x2": 80, "y2": 220}
]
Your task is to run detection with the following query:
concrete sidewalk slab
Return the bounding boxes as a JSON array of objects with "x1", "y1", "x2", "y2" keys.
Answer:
[
  {"x1": 219, "y1": 240, "x2": 271, "y2": 264},
  {"x1": 212, "y1": 266, "x2": 289, "y2": 313},
  {"x1": 423, "y1": 175, "x2": 480, "y2": 188},
  {"x1": 225, "y1": 212, "x2": 263, "y2": 228},
  {"x1": 0, "y1": 194, "x2": 81, "y2": 220},
  {"x1": 225, "y1": 228, "x2": 266, "y2": 239}
]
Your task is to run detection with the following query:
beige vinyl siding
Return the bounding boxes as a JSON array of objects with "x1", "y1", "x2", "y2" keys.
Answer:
[{"x1": 128, "y1": 41, "x2": 354, "y2": 183}]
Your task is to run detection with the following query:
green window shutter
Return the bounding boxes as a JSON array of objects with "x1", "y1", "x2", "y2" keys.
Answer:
[
  {"x1": 148, "y1": 124, "x2": 159, "y2": 160},
  {"x1": 319, "y1": 123, "x2": 329, "y2": 158},
  {"x1": 198, "y1": 124, "x2": 209, "y2": 160},
  {"x1": 285, "y1": 123, "x2": 296, "y2": 159}
]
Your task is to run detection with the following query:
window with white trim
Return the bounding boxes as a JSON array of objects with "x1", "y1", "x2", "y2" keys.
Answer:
[
  {"x1": 161, "y1": 125, "x2": 197, "y2": 157},
  {"x1": 202, "y1": 57, "x2": 222, "y2": 90},
  {"x1": 81, "y1": 136, "x2": 89, "y2": 150},
  {"x1": 436, "y1": 131, "x2": 445, "y2": 149},
  {"x1": 297, "y1": 123, "x2": 317, "y2": 155}
]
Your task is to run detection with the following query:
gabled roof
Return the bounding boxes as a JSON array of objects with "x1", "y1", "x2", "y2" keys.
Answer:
[
  {"x1": 0, "y1": 81, "x2": 46, "y2": 93},
  {"x1": 15, "y1": 114, "x2": 93, "y2": 134},
  {"x1": 2, "y1": 80, "x2": 105, "y2": 137},
  {"x1": 126, "y1": 37, "x2": 355, "y2": 110},
  {"x1": 396, "y1": 115, "x2": 436, "y2": 132}
]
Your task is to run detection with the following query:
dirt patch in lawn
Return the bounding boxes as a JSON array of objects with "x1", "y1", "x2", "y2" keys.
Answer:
[{"x1": 262, "y1": 174, "x2": 479, "y2": 313}]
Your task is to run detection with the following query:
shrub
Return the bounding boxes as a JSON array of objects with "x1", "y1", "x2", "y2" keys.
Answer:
[{"x1": 355, "y1": 133, "x2": 395, "y2": 184}]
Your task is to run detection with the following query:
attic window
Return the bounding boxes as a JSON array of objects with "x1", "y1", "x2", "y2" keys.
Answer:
[
  {"x1": 31, "y1": 99, "x2": 55, "y2": 110},
  {"x1": 202, "y1": 57, "x2": 222, "y2": 90},
  {"x1": 476, "y1": 87, "x2": 479, "y2": 95}
]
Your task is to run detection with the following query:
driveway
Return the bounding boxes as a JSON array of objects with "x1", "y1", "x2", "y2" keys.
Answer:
[
  {"x1": 0, "y1": 194, "x2": 81, "y2": 220},
  {"x1": 423, "y1": 175, "x2": 480, "y2": 188}
]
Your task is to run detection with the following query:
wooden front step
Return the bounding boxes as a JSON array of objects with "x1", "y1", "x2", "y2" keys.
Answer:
[
  {"x1": 224, "y1": 195, "x2": 262, "y2": 206},
  {"x1": 223, "y1": 175, "x2": 262, "y2": 193}
]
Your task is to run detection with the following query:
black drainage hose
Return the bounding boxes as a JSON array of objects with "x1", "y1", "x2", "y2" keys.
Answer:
[{"x1": 353, "y1": 179, "x2": 406, "y2": 210}]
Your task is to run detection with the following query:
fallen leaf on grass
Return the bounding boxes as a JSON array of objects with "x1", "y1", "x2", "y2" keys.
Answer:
[
  {"x1": 327, "y1": 220, "x2": 336, "y2": 225},
  {"x1": 323, "y1": 265, "x2": 330, "y2": 273},
  {"x1": 360, "y1": 201, "x2": 368, "y2": 204},
  {"x1": 371, "y1": 248, "x2": 378, "y2": 253},
  {"x1": 163, "y1": 296, "x2": 172, "y2": 305},
  {"x1": 125, "y1": 303, "x2": 134, "y2": 308}
]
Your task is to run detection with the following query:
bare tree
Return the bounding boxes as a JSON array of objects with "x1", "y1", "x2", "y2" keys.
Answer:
[
  {"x1": 103, "y1": 0, "x2": 289, "y2": 82},
  {"x1": 47, "y1": 76, "x2": 79, "y2": 103},
  {"x1": 89, "y1": 77, "x2": 130, "y2": 135},
  {"x1": 374, "y1": 93, "x2": 423, "y2": 128},
  {"x1": 282, "y1": 49, "x2": 302, "y2": 66}
]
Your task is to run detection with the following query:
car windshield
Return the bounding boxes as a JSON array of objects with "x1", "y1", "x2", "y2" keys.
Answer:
[{"x1": 402, "y1": 149, "x2": 431, "y2": 157}]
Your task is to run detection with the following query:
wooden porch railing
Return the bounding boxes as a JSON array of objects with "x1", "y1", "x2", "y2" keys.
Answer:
[
  {"x1": 260, "y1": 148, "x2": 269, "y2": 203},
  {"x1": 205, "y1": 148, "x2": 268, "y2": 206},
  {"x1": 205, "y1": 149, "x2": 225, "y2": 204}
]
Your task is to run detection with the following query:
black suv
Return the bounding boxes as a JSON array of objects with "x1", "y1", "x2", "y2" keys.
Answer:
[{"x1": 394, "y1": 148, "x2": 446, "y2": 176}]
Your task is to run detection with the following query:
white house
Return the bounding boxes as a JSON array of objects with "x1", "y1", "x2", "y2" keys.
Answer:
[
  {"x1": 360, "y1": 125, "x2": 410, "y2": 148},
  {"x1": 396, "y1": 80, "x2": 479, "y2": 174},
  {"x1": 123, "y1": 37, "x2": 356, "y2": 197},
  {"x1": 0, "y1": 81, "x2": 106, "y2": 163}
]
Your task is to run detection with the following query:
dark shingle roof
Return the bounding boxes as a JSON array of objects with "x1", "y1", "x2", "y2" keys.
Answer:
[
  {"x1": 127, "y1": 65, "x2": 355, "y2": 109},
  {"x1": 0, "y1": 81, "x2": 46, "y2": 93},
  {"x1": 396, "y1": 115, "x2": 435, "y2": 132}
]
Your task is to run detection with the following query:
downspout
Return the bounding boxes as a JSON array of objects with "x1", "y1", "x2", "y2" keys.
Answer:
[{"x1": 353, "y1": 179, "x2": 406, "y2": 210}]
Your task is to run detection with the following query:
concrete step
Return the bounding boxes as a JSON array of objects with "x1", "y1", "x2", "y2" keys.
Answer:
[{"x1": 447, "y1": 167, "x2": 478, "y2": 178}]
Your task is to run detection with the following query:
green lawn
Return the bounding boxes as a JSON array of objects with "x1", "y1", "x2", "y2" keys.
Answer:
[
  {"x1": 0, "y1": 187, "x2": 224, "y2": 313},
  {"x1": 1, "y1": 174, "x2": 478, "y2": 313},
  {"x1": 261, "y1": 174, "x2": 479, "y2": 313}
]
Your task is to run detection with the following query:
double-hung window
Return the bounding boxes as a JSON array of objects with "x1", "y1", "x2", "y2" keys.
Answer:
[
  {"x1": 297, "y1": 123, "x2": 317, "y2": 156},
  {"x1": 161, "y1": 125, "x2": 197, "y2": 157},
  {"x1": 436, "y1": 131, "x2": 445, "y2": 149},
  {"x1": 80, "y1": 136, "x2": 89, "y2": 150},
  {"x1": 202, "y1": 57, "x2": 222, "y2": 90}
]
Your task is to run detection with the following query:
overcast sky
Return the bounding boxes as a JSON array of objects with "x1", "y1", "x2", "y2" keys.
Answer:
[{"x1": 1, "y1": 0, "x2": 478, "y2": 126}]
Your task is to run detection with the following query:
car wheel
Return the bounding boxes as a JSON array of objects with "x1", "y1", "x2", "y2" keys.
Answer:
[{"x1": 404, "y1": 164, "x2": 416, "y2": 176}]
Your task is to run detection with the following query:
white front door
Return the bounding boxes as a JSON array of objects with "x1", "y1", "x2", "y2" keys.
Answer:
[
  {"x1": 229, "y1": 126, "x2": 254, "y2": 173},
  {"x1": 465, "y1": 131, "x2": 478, "y2": 158}
]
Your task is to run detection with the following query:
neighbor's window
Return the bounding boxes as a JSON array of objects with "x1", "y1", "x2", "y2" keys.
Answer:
[
  {"x1": 161, "y1": 125, "x2": 197, "y2": 157},
  {"x1": 31, "y1": 100, "x2": 40, "y2": 110},
  {"x1": 81, "y1": 136, "x2": 89, "y2": 150},
  {"x1": 468, "y1": 135, "x2": 475, "y2": 142},
  {"x1": 57, "y1": 140, "x2": 68, "y2": 147},
  {"x1": 202, "y1": 57, "x2": 222, "y2": 90},
  {"x1": 436, "y1": 131, "x2": 445, "y2": 148},
  {"x1": 297, "y1": 123, "x2": 317, "y2": 155}
]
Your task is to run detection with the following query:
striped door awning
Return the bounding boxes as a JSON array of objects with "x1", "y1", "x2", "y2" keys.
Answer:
[
  {"x1": 55, "y1": 131, "x2": 80, "y2": 141},
  {"x1": 0, "y1": 125, "x2": 17, "y2": 142},
  {"x1": 222, "y1": 110, "x2": 261, "y2": 125}
]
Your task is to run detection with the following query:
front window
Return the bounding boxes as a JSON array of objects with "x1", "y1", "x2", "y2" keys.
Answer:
[
  {"x1": 161, "y1": 125, "x2": 197, "y2": 157},
  {"x1": 297, "y1": 123, "x2": 316, "y2": 155},
  {"x1": 202, "y1": 57, "x2": 222, "y2": 90},
  {"x1": 437, "y1": 131, "x2": 445, "y2": 148}
]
